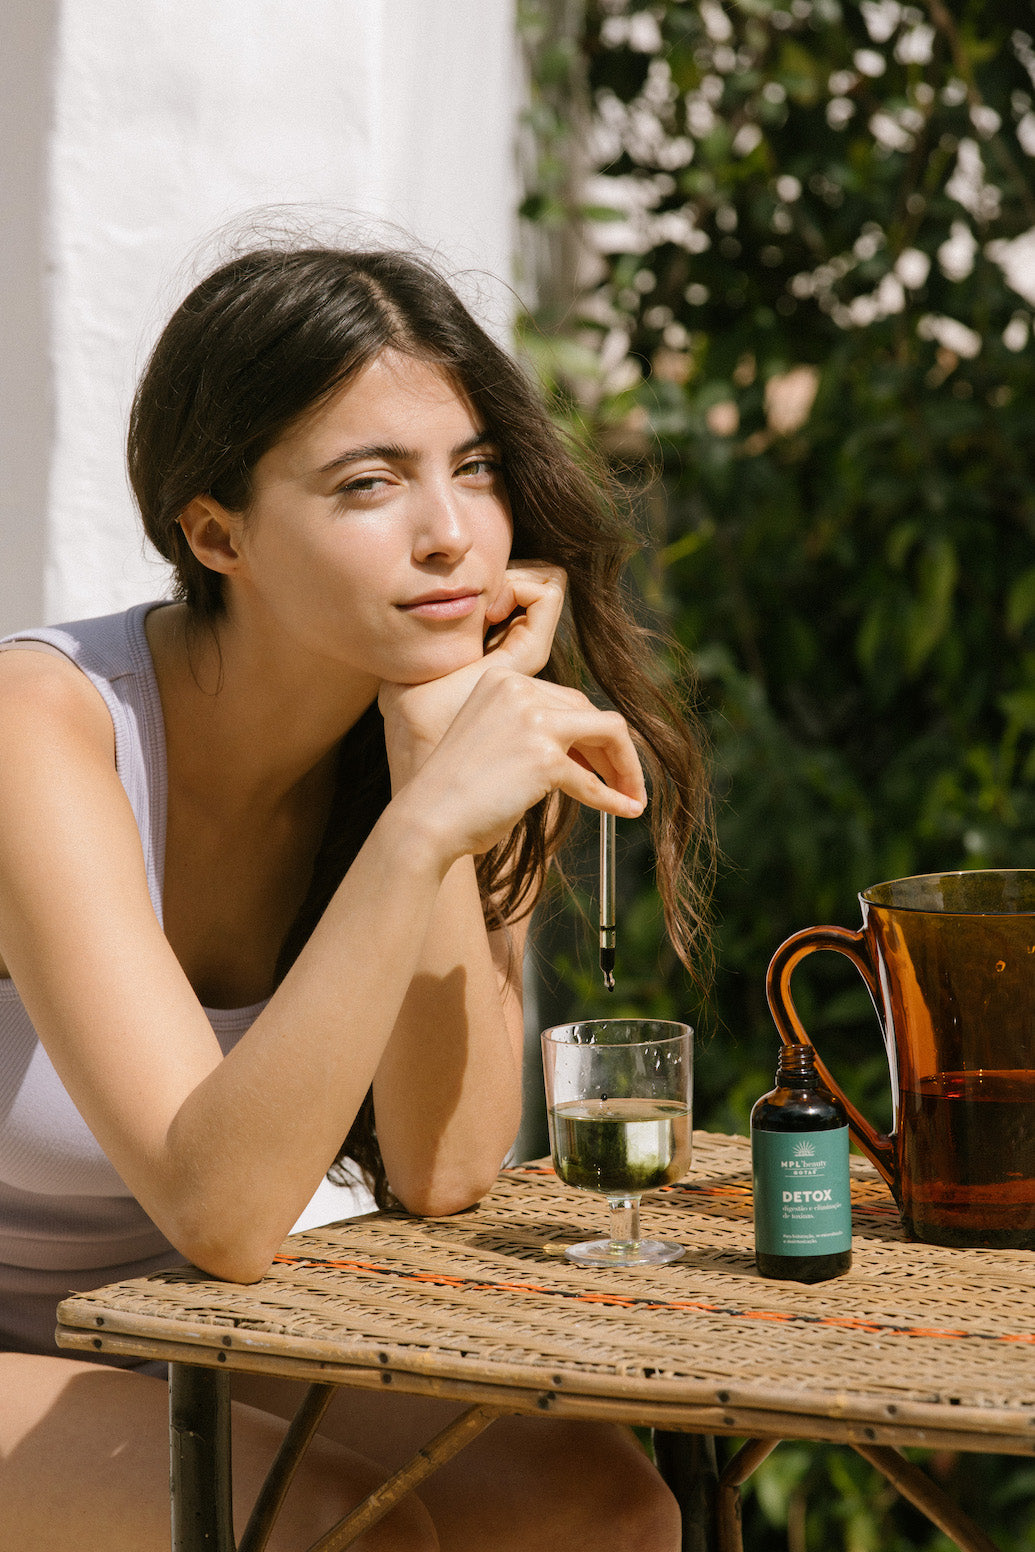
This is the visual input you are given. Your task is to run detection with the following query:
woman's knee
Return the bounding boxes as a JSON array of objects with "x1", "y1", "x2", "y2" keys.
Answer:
[
  {"x1": 457, "y1": 1417, "x2": 680, "y2": 1552},
  {"x1": 561, "y1": 1423, "x2": 682, "y2": 1552},
  {"x1": 613, "y1": 1446, "x2": 683, "y2": 1552}
]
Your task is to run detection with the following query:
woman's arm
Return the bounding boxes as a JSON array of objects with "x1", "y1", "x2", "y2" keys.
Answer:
[
  {"x1": 0, "y1": 647, "x2": 446, "y2": 1279},
  {"x1": 371, "y1": 856, "x2": 528, "y2": 1218},
  {"x1": 368, "y1": 565, "x2": 570, "y2": 1214},
  {"x1": 0, "y1": 631, "x2": 643, "y2": 1283}
]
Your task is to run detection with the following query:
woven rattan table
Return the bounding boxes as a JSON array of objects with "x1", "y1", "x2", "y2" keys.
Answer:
[{"x1": 55, "y1": 1131, "x2": 1035, "y2": 1552}]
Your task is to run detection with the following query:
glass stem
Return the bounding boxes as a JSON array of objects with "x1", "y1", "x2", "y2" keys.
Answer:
[{"x1": 607, "y1": 1196, "x2": 641, "y2": 1251}]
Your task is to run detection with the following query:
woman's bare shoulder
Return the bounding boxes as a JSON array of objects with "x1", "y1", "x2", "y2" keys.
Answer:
[
  {"x1": 0, "y1": 644, "x2": 115, "y2": 756},
  {"x1": 0, "y1": 649, "x2": 122, "y2": 980}
]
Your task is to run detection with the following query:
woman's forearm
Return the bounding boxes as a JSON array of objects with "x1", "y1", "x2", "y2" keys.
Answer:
[
  {"x1": 372, "y1": 853, "x2": 525, "y2": 1216},
  {"x1": 157, "y1": 800, "x2": 455, "y2": 1278},
  {"x1": 162, "y1": 839, "x2": 521, "y2": 1276}
]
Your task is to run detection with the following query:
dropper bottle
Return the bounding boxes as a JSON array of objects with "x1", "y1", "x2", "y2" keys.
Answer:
[{"x1": 751, "y1": 1043, "x2": 852, "y2": 1283}]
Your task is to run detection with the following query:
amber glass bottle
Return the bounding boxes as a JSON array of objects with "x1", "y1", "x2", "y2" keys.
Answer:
[{"x1": 751, "y1": 1043, "x2": 851, "y2": 1283}]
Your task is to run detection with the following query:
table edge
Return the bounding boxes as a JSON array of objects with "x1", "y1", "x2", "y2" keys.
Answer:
[{"x1": 55, "y1": 1318, "x2": 1035, "y2": 1457}]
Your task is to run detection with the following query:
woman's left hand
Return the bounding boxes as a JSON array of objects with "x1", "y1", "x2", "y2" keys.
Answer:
[{"x1": 378, "y1": 562, "x2": 567, "y2": 788}]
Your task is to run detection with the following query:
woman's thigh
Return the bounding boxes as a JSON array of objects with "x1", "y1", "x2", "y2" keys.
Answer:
[
  {"x1": 231, "y1": 1374, "x2": 682, "y2": 1552},
  {"x1": 0, "y1": 1352, "x2": 436, "y2": 1552}
]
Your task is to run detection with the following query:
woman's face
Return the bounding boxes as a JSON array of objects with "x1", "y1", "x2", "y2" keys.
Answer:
[{"x1": 223, "y1": 349, "x2": 513, "y2": 689}]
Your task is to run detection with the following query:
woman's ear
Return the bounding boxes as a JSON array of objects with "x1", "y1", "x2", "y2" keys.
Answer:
[{"x1": 178, "y1": 496, "x2": 243, "y2": 577}]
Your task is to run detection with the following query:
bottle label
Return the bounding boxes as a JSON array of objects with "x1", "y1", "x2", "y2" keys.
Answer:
[{"x1": 752, "y1": 1127, "x2": 851, "y2": 1256}]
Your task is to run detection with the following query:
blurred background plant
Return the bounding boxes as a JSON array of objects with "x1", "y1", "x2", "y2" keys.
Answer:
[
  {"x1": 520, "y1": 0, "x2": 1035, "y2": 1129},
  {"x1": 517, "y1": 1, "x2": 1035, "y2": 1546}
]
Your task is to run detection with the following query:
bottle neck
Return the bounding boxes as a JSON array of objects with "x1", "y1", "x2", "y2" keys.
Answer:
[{"x1": 776, "y1": 1044, "x2": 819, "y2": 1089}]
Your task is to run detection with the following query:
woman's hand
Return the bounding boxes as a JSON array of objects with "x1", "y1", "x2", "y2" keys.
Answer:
[
  {"x1": 392, "y1": 672, "x2": 646, "y2": 866},
  {"x1": 481, "y1": 561, "x2": 568, "y2": 675},
  {"x1": 380, "y1": 561, "x2": 645, "y2": 861},
  {"x1": 378, "y1": 561, "x2": 567, "y2": 787}
]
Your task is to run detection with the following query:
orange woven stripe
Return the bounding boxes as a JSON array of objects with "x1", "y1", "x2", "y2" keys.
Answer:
[{"x1": 270, "y1": 1251, "x2": 1033, "y2": 1346}]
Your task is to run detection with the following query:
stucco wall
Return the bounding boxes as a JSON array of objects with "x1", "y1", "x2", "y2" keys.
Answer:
[{"x1": 0, "y1": 0, "x2": 519, "y2": 634}]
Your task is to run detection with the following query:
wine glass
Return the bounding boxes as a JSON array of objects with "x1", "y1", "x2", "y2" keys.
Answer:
[{"x1": 541, "y1": 1019, "x2": 693, "y2": 1266}]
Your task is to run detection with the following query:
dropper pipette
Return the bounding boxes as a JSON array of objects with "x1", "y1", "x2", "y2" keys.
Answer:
[{"x1": 599, "y1": 811, "x2": 616, "y2": 991}]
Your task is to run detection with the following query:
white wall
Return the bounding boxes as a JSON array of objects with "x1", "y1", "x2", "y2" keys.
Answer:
[
  {"x1": 0, "y1": 4, "x2": 57, "y2": 634},
  {"x1": 0, "y1": 0, "x2": 519, "y2": 634}
]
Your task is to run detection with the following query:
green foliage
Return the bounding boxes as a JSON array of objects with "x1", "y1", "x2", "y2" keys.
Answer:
[
  {"x1": 725, "y1": 1439, "x2": 1035, "y2": 1551},
  {"x1": 520, "y1": 6, "x2": 1035, "y2": 1545},
  {"x1": 521, "y1": 0, "x2": 1035, "y2": 1140}
]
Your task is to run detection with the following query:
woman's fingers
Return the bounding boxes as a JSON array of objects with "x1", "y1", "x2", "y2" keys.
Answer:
[
  {"x1": 385, "y1": 611, "x2": 647, "y2": 858},
  {"x1": 380, "y1": 566, "x2": 568, "y2": 782},
  {"x1": 557, "y1": 761, "x2": 646, "y2": 818},
  {"x1": 564, "y1": 748, "x2": 645, "y2": 816},
  {"x1": 484, "y1": 563, "x2": 567, "y2": 676},
  {"x1": 418, "y1": 670, "x2": 647, "y2": 859},
  {"x1": 509, "y1": 677, "x2": 646, "y2": 809},
  {"x1": 380, "y1": 564, "x2": 567, "y2": 786},
  {"x1": 484, "y1": 561, "x2": 566, "y2": 627},
  {"x1": 553, "y1": 710, "x2": 647, "y2": 816}
]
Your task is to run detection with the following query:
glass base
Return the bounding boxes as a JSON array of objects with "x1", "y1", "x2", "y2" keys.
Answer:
[{"x1": 564, "y1": 1237, "x2": 685, "y2": 1267}]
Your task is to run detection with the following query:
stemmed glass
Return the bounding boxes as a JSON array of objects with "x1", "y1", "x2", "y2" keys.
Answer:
[{"x1": 541, "y1": 1019, "x2": 693, "y2": 1266}]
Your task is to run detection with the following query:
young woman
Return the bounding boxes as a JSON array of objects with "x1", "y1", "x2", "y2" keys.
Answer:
[{"x1": 0, "y1": 244, "x2": 711, "y2": 1550}]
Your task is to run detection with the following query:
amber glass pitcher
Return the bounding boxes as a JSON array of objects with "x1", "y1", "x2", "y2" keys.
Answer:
[{"x1": 766, "y1": 870, "x2": 1035, "y2": 1249}]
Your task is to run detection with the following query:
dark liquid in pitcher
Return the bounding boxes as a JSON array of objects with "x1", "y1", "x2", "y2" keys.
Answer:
[{"x1": 899, "y1": 1070, "x2": 1035, "y2": 1248}]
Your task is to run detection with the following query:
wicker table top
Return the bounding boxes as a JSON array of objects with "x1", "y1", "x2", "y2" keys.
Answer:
[{"x1": 56, "y1": 1131, "x2": 1035, "y2": 1456}]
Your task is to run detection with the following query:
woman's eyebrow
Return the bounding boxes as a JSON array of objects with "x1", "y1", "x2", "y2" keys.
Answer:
[
  {"x1": 318, "y1": 442, "x2": 409, "y2": 474},
  {"x1": 317, "y1": 431, "x2": 497, "y2": 476}
]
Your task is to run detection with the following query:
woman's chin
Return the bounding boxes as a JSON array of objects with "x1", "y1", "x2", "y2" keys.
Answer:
[{"x1": 389, "y1": 642, "x2": 488, "y2": 687}]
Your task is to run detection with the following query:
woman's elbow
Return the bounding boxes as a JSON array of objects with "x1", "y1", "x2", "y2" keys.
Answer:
[
  {"x1": 164, "y1": 1206, "x2": 281, "y2": 1285},
  {"x1": 392, "y1": 1162, "x2": 502, "y2": 1220},
  {"x1": 182, "y1": 1238, "x2": 274, "y2": 1285}
]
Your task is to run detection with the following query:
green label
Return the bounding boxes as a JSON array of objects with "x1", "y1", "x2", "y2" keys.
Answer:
[{"x1": 752, "y1": 1127, "x2": 851, "y2": 1256}]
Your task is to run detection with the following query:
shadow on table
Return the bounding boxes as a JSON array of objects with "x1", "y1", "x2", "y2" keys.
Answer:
[{"x1": 463, "y1": 1225, "x2": 763, "y2": 1279}]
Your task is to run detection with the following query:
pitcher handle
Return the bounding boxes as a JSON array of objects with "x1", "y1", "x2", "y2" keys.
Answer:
[{"x1": 765, "y1": 925, "x2": 896, "y2": 1189}]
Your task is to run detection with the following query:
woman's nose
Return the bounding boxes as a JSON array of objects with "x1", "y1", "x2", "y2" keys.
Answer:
[{"x1": 412, "y1": 484, "x2": 472, "y2": 563}]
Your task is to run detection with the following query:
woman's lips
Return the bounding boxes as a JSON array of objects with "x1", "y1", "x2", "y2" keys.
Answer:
[{"x1": 397, "y1": 591, "x2": 480, "y2": 621}]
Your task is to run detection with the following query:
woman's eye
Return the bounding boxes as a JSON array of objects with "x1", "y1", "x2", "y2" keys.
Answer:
[
  {"x1": 458, "y1": 457, "x2": 503, "y2": 480},
  {"x1": 337, "y1": 474, "x2": 388, "y2": 497}
]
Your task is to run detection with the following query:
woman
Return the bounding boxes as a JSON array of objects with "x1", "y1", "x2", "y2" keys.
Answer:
[{"x1": 0, "y1": 244, "x2": 710, "y2": 1549}]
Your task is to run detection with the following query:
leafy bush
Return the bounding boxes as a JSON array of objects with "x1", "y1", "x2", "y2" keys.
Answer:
[
  {"x1": 521, "y1": 0, "x2": 1035, "y2": 1143},
  {"x1": 519, "y1": 6, "x2": 1035, "y2": 1545}
]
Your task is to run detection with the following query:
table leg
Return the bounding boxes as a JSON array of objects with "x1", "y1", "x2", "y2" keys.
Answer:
[
  {"x1": 716, "y1": 1438, "x2": 778, "y2": 1552},
  {"x1": 169, "y1": 1362, "x2": 236, "y2": 1552},
  {"x1": 306, "y1": 1403, "x2": 499, "y2": 1552},
  {"x1": 652, "y1": 1431, "x2": 720, "y2": 1552},
  {"x1": 852, "y1": 1445, "x2": 1002, "y2": 1552},
  {"x1": 711, "y1": 1437, "x2": 1003, "y2": 1552},
  {"x1": 238, "y1": 1383, "x2": 337, "y2": 1552}
]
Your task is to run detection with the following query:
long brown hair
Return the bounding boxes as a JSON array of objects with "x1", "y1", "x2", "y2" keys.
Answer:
[{"x1": 128, "y1": 243, "x2": 713, "y2": 1203}]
